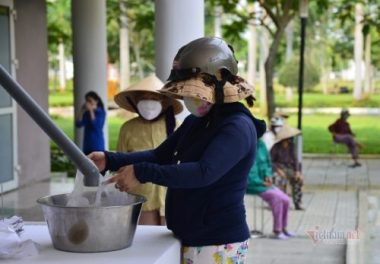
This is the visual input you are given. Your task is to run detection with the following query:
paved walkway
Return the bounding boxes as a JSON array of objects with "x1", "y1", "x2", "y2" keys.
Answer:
[
  {"x1": 245, "y1": 157, "x2": 380, "y2": 263},
  {"x1": 1, "y1": 157, "x2": 380, "y2": 263}
]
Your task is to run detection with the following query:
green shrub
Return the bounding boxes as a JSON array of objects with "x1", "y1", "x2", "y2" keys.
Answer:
[
  {"x1": 278, "y1": 57, "x2": 320, "y2": 92},
  {"x1": 50, "y1": 145, "x2": 76, "y2": 177}
]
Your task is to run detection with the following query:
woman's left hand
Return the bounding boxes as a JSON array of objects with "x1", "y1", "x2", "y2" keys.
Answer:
[{"x1": 106, "y1": 165, "x2": 140, "y2": 192}]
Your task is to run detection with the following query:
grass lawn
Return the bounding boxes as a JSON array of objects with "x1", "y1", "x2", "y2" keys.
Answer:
[
  {"x1": 49, "y1": 90, "x2": 74, "y2": 107},
  {"x1": 50, "y1": 116, "x2": 125, "y2": 151},
  {"x1": 286, "y1": 114, "x2": 380, "y2": 154},
  {"x1": 49, "y1": 89, "x2": 380, "y2": 108},
  {"x1": 276, "y1": 93, "x2": 380, "y2": 108},
  {"x1": 51, "y1": 114, "x2": 380, "y2": 154}
]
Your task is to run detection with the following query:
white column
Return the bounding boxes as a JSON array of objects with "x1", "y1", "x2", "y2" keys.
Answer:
[
  {"x1": 155, "y1": 0, "x2": 204, "y2": 82},
  {"x1": 155, "y1": 0, "x2": 204, "y2": 120},
  {"x1": 353, "y1": 3, "x2": 364, "y2": 101},
  {"x1": 72, "y1": 0, "x2": 108, "y2": 149}
]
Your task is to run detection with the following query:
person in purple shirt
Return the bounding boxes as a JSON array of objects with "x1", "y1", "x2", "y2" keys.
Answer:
[
  {"x1": 328, "y1": 109, "x2": 362, "y2": 168},
  {"x1": 88, "y1": 37, "x2": 266, "y2": 264},
  {"x1": 76, "y1": 91, "x2": 106, "y2": 155}
]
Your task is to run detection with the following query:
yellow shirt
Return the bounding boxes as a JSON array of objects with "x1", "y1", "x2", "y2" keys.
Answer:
[{"x1": 117, "y1": 116, "x2": 168, "y2": 215}]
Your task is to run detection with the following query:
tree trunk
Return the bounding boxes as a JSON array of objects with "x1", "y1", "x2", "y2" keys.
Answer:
[
  {"x1": 259, "y1": 28, "x2": 269, "y2": 116},
  {"x1": 58, "y1": 41, "x2": 66, "y2": 92},
  {"x1": 265, "y1": 25, "x2": 287, "y2": 118},
  {"x1": 353, "y1": 3, "x2": 364, "y2": 101},
  {"x1": 132, "y1": 41, "x2": 144, "y2": 79},
  {"x1": 320, "y1": 49, "x2": 329, "y2": 95},
  {"x1": 364, "y1": 33, "x2": 372, "y2": 94},
  {"x1": 285, "y1": 20, "x2": 294, "y2": 62},
  {"x1": 214, "y1": 6, "x2": 222, "y2": 38},
  {"x1": 119, "y1": 0, "x2": 130, "y2": 90},
  {"x1": 247, "y1": 18, "x2": 257, "y2": 86}
]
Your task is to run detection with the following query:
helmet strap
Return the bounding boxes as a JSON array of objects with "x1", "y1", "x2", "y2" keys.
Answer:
[{"x1": 215, "y1": 78, "x2": 226, "y2": 105}]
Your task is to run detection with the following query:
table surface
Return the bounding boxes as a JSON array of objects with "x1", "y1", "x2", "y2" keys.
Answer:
[{"x1": 3, "y1": 222, "x2": 181, "y2": 264}]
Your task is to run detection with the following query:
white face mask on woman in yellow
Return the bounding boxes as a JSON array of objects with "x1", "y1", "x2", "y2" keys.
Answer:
[
  {"x1": 137, "y1": 100, "x2": 162, "y2": 120},
  {"x1": 184, "y1": 97, "x2": 213, "y2": 117}
]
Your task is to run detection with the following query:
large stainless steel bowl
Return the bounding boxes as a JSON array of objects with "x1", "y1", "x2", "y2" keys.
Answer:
[{"x1": 37, "y1": 192, "x2": 145, "y2": 253}]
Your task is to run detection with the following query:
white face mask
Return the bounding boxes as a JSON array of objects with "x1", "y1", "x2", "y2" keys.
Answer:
[
  {"x1": 137, "y1": 100, "x2": 162, "y2": 120},
  {"x1": 274, "y1": 127, "x2": 282, "y2": 134},
  {"x1": 184, "y1": 97, "x2": 212, "y2": 117}
]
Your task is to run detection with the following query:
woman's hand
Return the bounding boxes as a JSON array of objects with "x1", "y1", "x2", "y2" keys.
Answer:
[
  {"x1": 88, "y1": 151, "x2": 106, "y2": 172},
  {"x1": 263, "y1": 177, "x2": 272, "y2": 187},
  {"x1": 295, "y1": 171, "x2": 304, "y2": 182},
  {"x1": 276, "y1": 168, "x2": 286, "y2": 179},
  {"x1": 106, "y1": 165, "x2": 140, "y2": 192}
]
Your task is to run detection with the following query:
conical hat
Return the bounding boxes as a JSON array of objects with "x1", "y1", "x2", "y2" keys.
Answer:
[
  {"x1": 159, "y1": 73, "x2": 254, "y2": 104},
  {"x1": 275, "y1": 124, "x2": 301, "y2": 143},
  {"x1": 114, "y1": 75, "x2": 183, "y2": 115}
]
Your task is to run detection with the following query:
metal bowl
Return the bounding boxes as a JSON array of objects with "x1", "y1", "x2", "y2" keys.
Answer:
[{"x1": 37, "y1": 192, "x2": 145, "y2": 253}]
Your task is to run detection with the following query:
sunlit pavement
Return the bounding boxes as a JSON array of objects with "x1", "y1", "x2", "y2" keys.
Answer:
[
  {"x1": 1, "y1": 158, "x2": 380, "y2": 263},
  {"x1": 245, "y1": 157, "x2": 380, "y2": 263}
]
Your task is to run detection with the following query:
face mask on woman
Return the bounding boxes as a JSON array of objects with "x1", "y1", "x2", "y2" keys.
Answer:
[
  {"x1": 137, "y1": 100, "x2": 162, "y2": 120},
  {"x1": 184, "y1": 97, "x2": 213, "y2": 117},
  {"x1": 273, "y1": 127, "x2": 282, "y2": 134}
]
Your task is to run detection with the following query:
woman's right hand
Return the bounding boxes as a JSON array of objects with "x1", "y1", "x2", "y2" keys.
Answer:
[
  {"x1": 88, "y1": 151, "x2": 106, "y2": 172},
  {"x1": 277, "y1": 168, "x2": 286, "y2": 179}
]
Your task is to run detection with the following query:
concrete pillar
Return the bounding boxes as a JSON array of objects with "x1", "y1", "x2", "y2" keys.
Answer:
[
  {"x1": 71, "y1": 0, "x2": 108, "y2": 149},
  {"x1": 155, "y1": 0, "x2": 204, "y2": 81},
  {"x1": 155, "y1": 0, "x2": 204, "y2": 120}
]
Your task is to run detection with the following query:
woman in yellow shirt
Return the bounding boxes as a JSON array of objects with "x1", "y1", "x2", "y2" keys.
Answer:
[{"x1": 114, "y1": 75, "x2": 183, "y2": 225}]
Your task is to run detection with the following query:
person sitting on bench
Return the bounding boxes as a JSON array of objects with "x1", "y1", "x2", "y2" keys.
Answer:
[
  {"x1": 328, "y1": 109, "x2": 362, "y2": 168},
  {"x1": 247, "y1": 139, "x2": 295, "y2": 240}
]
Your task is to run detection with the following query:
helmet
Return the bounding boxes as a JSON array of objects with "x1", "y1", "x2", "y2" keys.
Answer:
[
  {"x1": 270, "y1": 116, "x2": 284, "y2": 127},
  {"x1": 169, "y1": 37, "x2": 238, "y2": 78},
  {"x1": 161, "y1": 37, "x2": 254, "y2": 105}
]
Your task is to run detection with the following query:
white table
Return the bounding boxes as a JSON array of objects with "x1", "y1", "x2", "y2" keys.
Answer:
[{"x1": 3, "y1": 223, "x2": 181, "y2": 264}]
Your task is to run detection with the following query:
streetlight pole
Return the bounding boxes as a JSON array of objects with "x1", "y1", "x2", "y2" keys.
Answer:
[
  {"x1": 297, "y1": 0, "x2": 308, "y2": 173},
  {"x1": 298, "y1": 0, "x2": 308, "y2": 130}
]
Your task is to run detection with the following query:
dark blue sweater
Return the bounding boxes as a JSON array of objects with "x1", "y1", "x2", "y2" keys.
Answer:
[{"x1": 105, "y1": 102, "x2": 266, "y2": 246}]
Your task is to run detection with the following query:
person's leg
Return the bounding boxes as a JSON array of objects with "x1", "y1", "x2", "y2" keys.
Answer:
[
  {"x1": 289, "y1": 177, "x2": 304, "y2": 210},
  {"x1": 259, "y1": 188, "x2": 285, "y2": 234},
  {"x1": 283, "y1": 167, "x2": 303, "y2": 209},
  {"x1": 138, "y1": 210, "x2": 161, "y2": 225},
  {"x1": 276, "y1": 188, "x2": 290, "y2": 231},
  {"x1": 334, "y1": 134, "x2": 361, "y2": 166}
]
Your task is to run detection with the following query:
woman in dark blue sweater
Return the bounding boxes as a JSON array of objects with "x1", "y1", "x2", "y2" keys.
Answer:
[
  {"x1": 89, "y1": 37, "x2": 265, "y2": 264},
  {"x1": 76, "y1": 91, "x2": 106, "y2": 155}
]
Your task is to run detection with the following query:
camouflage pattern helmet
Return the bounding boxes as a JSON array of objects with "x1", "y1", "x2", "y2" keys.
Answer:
[{"x1": 172, "y1": 37, "x2": 238, "y2": 77}]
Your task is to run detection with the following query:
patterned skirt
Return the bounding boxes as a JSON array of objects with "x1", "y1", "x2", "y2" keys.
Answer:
[{"x1": 182, "y1": 240, "x2": 249, "y2": 264}]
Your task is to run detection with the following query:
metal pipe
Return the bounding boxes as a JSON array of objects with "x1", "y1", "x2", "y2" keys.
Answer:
[{"x1": 0, "y1": 64, "x2": 99, "y2": 186}]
